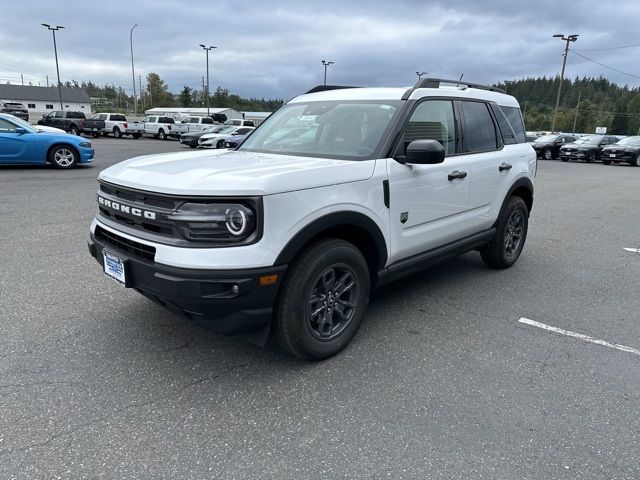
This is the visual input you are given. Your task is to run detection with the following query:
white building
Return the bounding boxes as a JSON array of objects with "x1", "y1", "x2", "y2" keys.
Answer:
[
  {"x1": 241, "y1": 111, "x2": 272, "y2": 126},
  {"x1": 0, "y1": 84, "x2": 92, "y2": 120}
]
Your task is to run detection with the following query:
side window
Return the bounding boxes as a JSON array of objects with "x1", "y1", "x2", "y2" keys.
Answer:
[
  {"x1": 500, "y1": 106, "x2": 526, "y2": 143},
  {"x1": 202, "y1": 117, "x2": 213, "y2": 124},
  {"x1": 398, "y1": 100, "x2": 456, "y2": 156},
  {"x1": 459, "y1": 101, "x2": 498, "y2": 153},
  {"x1": 141, "y1": 116, "x2": 150, "y2": 123},
  {"x1": 149, "y1": 117, "x2": 157, "y2": 123},
  {"x1": 490, "y1": 104, "x2": 517, "y2": 145},
  {"x1": 54, "y1": 111, "x2": 64, "y2": 118},
  {"x1": 0, "y1": 119, "x2": 17, "y2": 132}
]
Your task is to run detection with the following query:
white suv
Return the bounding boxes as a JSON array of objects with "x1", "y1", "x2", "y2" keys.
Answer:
[{"x1": 88, "y1": 78, "x2": 535, "y2": 360}]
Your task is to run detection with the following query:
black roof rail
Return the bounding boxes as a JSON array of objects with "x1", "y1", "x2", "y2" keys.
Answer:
[
  {"x1": 305, "y1": 85, "x2": 360, "y2": 94},
  {"x1": 414, "y1": 77, "x2": 505, "y2": 93}
]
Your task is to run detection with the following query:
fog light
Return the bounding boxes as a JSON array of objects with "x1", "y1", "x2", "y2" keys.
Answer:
[{"x1": 259, "y1": 274, "x2": 278, "y2": 286}]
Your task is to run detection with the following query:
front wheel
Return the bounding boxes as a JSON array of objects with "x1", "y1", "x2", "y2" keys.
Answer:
[
  {"x1": 274, "y1": 239, "x2": 370, "y2": 360},
  {"x1": 216, "y1": 139, "x2": 225, "y2": 148},
  {"x1": 91, "y1": 132, "x2": 100, "y2": 138},
  {"x1": 633, "y1": 156, "x2": 640, "y2": 167},
  {"x1": 132, "y1": 133, "x2": 141, "y2": 139},
  {"x1": 158, "y1": 129, "x2": 166, "y2": 140},
  {"x1": 48, "y1": 145, "x2": 78, "y2": 169},
  {"x1": 480, "y1": 196, "x2": 529, "y2": 269},
  {"x1": 543, "y1": 149, "x2": 553, "y2": 160},
  {"x1": 586, "y1": 151, "x2": 596, "y2": 163}
]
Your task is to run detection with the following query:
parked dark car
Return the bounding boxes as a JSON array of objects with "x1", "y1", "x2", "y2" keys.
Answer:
[
  {"x1": 532, "y1": 134, "x2": 577, "y2": 160},
  {"x1": 179, "y1": 125, "x2": 225, "y2": 148},
  {"x1": 83, "y1": 117, "x2": 106, "y2": 138},
  {"x1": 559, "y1": 135, "x2": 620, "y2": 163},
  {"x1": 223, "y1": 133, "x2": 250, "y2": 149},
  {"x1": 601, "y1": 136, "x2": 640, "y2": 167},
  {"x1": 37, "y1": 110, "x2": 86, "y2": 135},
  {"x1": 0, "y1": 100, "x2": 29, "y2": 121}
]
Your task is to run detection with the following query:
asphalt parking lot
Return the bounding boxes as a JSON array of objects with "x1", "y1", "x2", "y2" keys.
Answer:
[{"x1": 1, "y1": 138, "x2": 639, "y2": 479}]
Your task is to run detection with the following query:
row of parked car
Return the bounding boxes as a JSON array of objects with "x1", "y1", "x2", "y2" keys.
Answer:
[
  {"x1": 529, "y1": 133, "x2": 640, "y2": 167},
  {"x1": 34, "y1": 110, "x2": 257, "y2": 142}
]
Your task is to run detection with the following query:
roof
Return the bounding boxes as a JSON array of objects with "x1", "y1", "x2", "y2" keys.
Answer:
[
  {"x1": 240, "y1": 111, "x2": 272, "y2": 118},
  {"x1": 144, "y1": 107, "x2": 238, "y2": 115},
  {"x1": 0, "y1": 84, "x2": 91, "y2": 103},
  {"x1": 291, "y1": 86, "x2": 519, "y2": 107}
]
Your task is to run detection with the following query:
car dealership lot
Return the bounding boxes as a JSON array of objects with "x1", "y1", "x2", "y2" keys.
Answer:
[{"x1": 1, "y1": 139, "x2": 639, "y2": 478}]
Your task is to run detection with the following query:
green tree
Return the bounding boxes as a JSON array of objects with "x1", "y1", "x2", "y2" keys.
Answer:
[
  {"x1": 179, "y1": 86, "x2": 193, "y2": 107},
  {"x1": 627, "y1": 95, "x2": 640, "y2": 136},
  {"x1": 147, "y1": 72, "x2": 169, "y2": 108}
]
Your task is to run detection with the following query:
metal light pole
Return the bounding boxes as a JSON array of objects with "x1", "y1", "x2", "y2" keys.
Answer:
[
  {"x1": 551, "y1": 33, "x2": 579, "y2": 132},
  {"x1": 322, "y1": 60, "x2": 334, "y2": 85},
  {"x1": 572, "y1": 90, "x2": 581, "y2": 134},
  {"x1": 416, "y1": 71, "x2": 427, "y2": 80},
  {"x1": 130, "y1": 24, "x2": 138, "y2": 115},
  {"x1": 199, "y1": 44, "x2": 216, "y2": 116},
  {"x1": 41, "y1": 23, "x2": 65, "y2": 110}
]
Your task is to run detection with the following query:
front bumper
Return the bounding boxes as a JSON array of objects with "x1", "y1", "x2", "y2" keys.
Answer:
[
  {"x1": 559, "y1": 150, "x2": 587, "y2": 161},
  {"x1": 602, "y1": 152, "x2": 638, "y2": 164},
  {"x1": 88, "y1": 231, "x2": 286, "y2": 335},
  {"x1": 79, "y1": 147, "x2": 95, "y2": 163}
]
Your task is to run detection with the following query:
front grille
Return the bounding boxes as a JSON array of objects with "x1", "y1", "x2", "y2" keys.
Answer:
[{"x1": 95, "y1": 225, "x2": 156, "y2": 261}]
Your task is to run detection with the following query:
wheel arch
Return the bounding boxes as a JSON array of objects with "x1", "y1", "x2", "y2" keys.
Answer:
[
  {"x1": 500, "y1": 177, "x2": 534, "y2": 217},
  {"x1": 274, "y1": 211, "x2": 389, "y2": 281}
]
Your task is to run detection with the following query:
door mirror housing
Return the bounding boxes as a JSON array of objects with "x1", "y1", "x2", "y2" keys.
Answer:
[
  {"x1": 397, "y1": 139, "x2": 445, "y2": 165},
  {"x1": 14, "y1": 127, "x2": 27, "y2": 134}
]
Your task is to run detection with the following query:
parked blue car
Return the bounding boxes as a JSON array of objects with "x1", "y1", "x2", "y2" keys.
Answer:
[{"x1": 0, "y1": 113, "x2": 94, "y2": 169}]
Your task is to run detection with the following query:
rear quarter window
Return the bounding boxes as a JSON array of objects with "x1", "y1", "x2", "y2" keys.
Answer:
[
  {"x1": 499, "y1": 106, "x2": 526, "y2": 143},
  {"x1": 459, "y1": 101, "x2": 498, "y2": 153}
]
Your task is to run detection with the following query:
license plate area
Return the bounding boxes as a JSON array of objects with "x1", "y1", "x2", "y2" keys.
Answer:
[
  {"x1": 103, "y1": 250, "x2": 128, "y2": 285},
  {"x1": 610, "y1": 154, "x2": 616, "y2": 157}
]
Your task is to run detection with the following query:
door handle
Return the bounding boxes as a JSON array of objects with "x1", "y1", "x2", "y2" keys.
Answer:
[
  {"x1": 448, "y1": 170, "x2": 467, "y2": 181},
  {"x1": 499, "y1": 162, "x2": 513, "y2": 171}
]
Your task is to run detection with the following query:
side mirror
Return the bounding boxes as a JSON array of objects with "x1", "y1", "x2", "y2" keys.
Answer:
[
  {"x1": 398, "y1": 140, "x2": 445, "y2": 165},
  {"x1": 14, "y1": 127, "x2": 27, "y2": 134}
]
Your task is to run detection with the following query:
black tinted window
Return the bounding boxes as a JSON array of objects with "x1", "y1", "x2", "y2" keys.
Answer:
[
  {"x1": 459, "y1": 101, "x2": 497, "y2": 152},
  {"x1": 111, "y1": 115, "x2": 126, "y2": 121},
  {"x1": 160, "y1": 117, "x2": 174, "y2": 123},
  {"x1": 202, "y1": 117, "x2": 213, "y2": 124},
  {"x1": 500, "y1": 106, "x2": 526, "y2": 143},
  {"x1": 67, "y1": 112, "x2": 85, "y2": 119},
  {"x1": 490, "y1": 104, "x2": 517, "y2": 145},
  {"x1": 400, "y1": 100, "x2": 457, "y2": 155}
]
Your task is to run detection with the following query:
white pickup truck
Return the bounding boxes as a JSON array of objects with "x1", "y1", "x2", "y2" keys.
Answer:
[
  {"x1": 88, "y1": 113, "x2": 137, "y2": 138},
  {"x1": 169, "y1": 115, "x2": 217, "y2": 138},
  {"x1": 125, "y1": 115, "x2": 176, "y2": 140}
]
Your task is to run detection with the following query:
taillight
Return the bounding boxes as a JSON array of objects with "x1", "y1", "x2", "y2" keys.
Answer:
[
  {"x1": 167, "y1": 125, "x2": 171, "y2": 130},
  {"x1": 123, "y1": 122, "x2": 128, "y2": 129}
]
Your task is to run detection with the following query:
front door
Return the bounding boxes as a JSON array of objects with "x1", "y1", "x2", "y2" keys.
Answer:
[
  {"x1": 386, "y1": 99, "x2": 471, "y2": 264},
  {"x1": 0, "y1": 118, "x2": 36, "y2": 164}
]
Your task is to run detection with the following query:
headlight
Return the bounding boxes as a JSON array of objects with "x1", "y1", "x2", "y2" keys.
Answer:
[
  {"x1": 167, "y1": 202, "x2": 256, "y2": 243},
  {"x1": 80, "y1": 142, "x2": 92, "y2": 148}
]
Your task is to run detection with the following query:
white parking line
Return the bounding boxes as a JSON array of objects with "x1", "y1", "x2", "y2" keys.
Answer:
[
  {"x1": 518, "y1": 318, "x2": 640, "y2": 357},
  {"x1": 623, "y1": 247, "x2": 640, "y2": 253}
]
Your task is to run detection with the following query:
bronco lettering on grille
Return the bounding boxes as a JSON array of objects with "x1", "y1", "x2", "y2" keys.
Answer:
[{"x1": 98, "y1": 195, "x2": 157, "y2": 220}]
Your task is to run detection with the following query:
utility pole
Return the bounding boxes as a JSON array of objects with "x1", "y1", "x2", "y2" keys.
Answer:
[
  {"x1": 201, "y1": 76, "x2": 206, "y2": 106},
  {"x1": 46, "y1": 75, "x2": 49, "y2": 87},
  {"x1": 41, "y1": 23, "x2": 65, "y2": 110},
  {"x1": 21, "y1": 74, "x2": 23, "y2": 86},
  {"x1": 523, "y1": 101, "x2": 528, "y2": 117},
  {"x1": 199, "y1": 44, "x2": 216, "y2": 116},
  {"x1": 322, "y1": 60, "x2": 334, "y2": 85},
  {"x1": 138, "y1": 75, "x2": 143, "y2": 111},
  {"x1": 130, "y1": 24, "x2": 139, "y2": 116},
  {"x1": 551, "y1": 33, "x2": 579, "y2": 132},
  {"x1": 572, "y1": 90, "x2": 581, "y2": 134}
]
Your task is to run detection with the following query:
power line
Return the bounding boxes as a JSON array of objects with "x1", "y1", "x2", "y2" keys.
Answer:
[
  {"x1": 574, "y1": 43, "x2": 640, "y2": 52},
  {"x1": 569, "y1": 49, "x2": 640, "y2": 80}
]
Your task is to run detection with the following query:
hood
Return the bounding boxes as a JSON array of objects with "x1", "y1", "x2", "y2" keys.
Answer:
[
  {"x1": 35, "y1": 125, "x2": 67, "y2": 134},
  {"x1": 603, "y1": 144, "x2": 639, "y2": 152},
  {"x1": 98, "y1": 150, "x2": 376, "y2": 196}
]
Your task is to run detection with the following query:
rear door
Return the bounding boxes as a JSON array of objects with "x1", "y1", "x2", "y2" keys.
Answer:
[
  {"x1": 144, "y1": 116, "x2": 157, "y2": 134},
  {"x1": 386, "y1": 99, "x2": 471, "y2": 262},
  {"x1": 0, "y1": 118, "x2": 37, "y2": 164}
]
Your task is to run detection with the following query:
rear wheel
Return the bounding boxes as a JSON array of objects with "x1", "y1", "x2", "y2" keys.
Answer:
[
  {"x1": 216, "y1": 139, "x2": 225, "y2": 148},
  {"x1": 69, "y1": 125, "x2": 79, "y2": 136},
  {"x1": 275, "y1": 239, "x2": 370, "y2": 360},
  {"x1": 480, "y1": 196, "x2": 528, "y2": 269},
  {"x1": 113, "y1": 127, "x2": 122, "y2": 138},
  {"x1": 543, "y1": 149, "x2": 553, "y2": 160},
  {"x1": 158, "y1": 129, "x2": 167, "y2": 140},
  {"x1": 91, "y1": 132, "x2": 100, "y2": 138},
  {"x1": 48, "y1": 145, "x2": 78, "y2": 169},
  {"x1": 132, "y1": 133, "x2": 141, "y2": 139},
  {"x1": 586, "y1": 151, "x2": 596, "y2": 163},
  {"x1": 633, "y1": 156, "x2": 640, "y2": 167}
]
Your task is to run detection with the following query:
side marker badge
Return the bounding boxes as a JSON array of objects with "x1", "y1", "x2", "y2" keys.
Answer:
[{"x1": 400, "y1": 212, "x2": 408, "y2": 224}]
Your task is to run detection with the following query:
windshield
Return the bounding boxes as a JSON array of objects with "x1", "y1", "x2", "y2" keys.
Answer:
[
  {"x1": 7, "y1": 116, "x2": 37, "y2": 132},
  {"x1": 216, "y1": 126, "x2": 236, "y2": 134},
  {"x1": 574, "y1": 136, "x2": 601, "y2": 145},
  {"x1": 534, "y1": 134, "x2": 559, "y2": 143},
  {"x1": 204, "y1": 126, "x2": 224, "y2": 133},
  {"x1": 617, "y1": 136, "x2": 640, "y2": 146},
  {"x1": 238, "y1": 100, "x2": 401, "y2": 160}
]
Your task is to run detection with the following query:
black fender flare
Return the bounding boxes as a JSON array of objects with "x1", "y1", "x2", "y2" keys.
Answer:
[
  {"x1": 274, "y1": 211, "x2": 388, "y2": 267},
  {"x1": 498, "y1": 177, "x2": 534, "y2": 219}
]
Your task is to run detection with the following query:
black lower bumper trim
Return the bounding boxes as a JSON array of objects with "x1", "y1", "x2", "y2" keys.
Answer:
[{"x1": 89, "y1": 232, "x2": 286, "y2": 335}]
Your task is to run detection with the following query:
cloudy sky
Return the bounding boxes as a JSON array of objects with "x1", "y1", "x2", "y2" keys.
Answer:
[{"x1": 1, "y1": 0, "x2": 639, "y2": 99}]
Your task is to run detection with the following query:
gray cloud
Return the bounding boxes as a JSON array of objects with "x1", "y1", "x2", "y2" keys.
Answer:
[{"x1": 1, "y1": 0, "x2": 639, "y2": 99}]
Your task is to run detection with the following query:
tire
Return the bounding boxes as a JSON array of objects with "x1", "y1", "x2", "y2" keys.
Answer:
[
  {"x1": 69, "y1": 125, "x2": 79, "y2": 136},
  {"x1": 633, "y1": 156, "x2": 640, "y2": 167},
  {"x1": 48, "y1": 145, "x2": 79, "y2": 169},
  {"x1": 91, "y1": 132, "x2": 100, "y2": 138},
  {"x1": 274, "y1": 238, "x2": 371, "y2": 360},
  {"x1": 158, "y1": 129, "x2": 167, "y2": 140},
  {"x1": 216, "y1": 139, "x2": 225, "y2": 149},
  {"x1": 480, "y1": 196, "x2": 529, "y2": 269},
  {"x1": 189, "y1": 144, "x2": 197, "y2": 149},
  {"x1": 132, "y1": 133, "x2": 141, "y2": 139},
  {"x1": 543, "y1": 149, "x2": 553, "y2": 160},
  {"x1": 602, "y1": 160, "x2": 611, "y2": 166},
  {"x1": 113, "y1": 127, "x2": 122, "y2": 138},
  {"x1": 586, "y1": 151, "x2": 595, "y2": 163}
]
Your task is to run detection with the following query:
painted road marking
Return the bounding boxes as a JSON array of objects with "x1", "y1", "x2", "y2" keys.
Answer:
[
  {"x1": 623, "y1": 247, "x2": 640, "y2": 254},
  {"x1": 518, "y1": 318, "x2": 640, "y2": 357}
]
